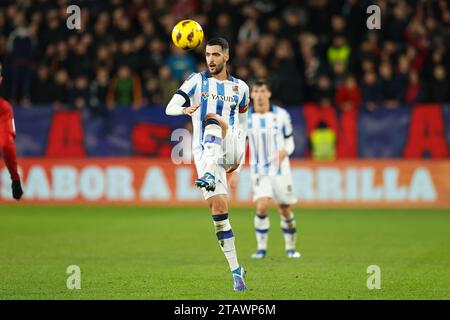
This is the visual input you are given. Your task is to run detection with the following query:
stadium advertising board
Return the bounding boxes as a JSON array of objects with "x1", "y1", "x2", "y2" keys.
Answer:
[{"x1": 1, "y1": 159, "x2": 449, "y2": 208}]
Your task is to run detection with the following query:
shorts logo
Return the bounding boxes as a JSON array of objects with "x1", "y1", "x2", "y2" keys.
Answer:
[{"x1": 201, "y1": 92, "x2": 209, "y2": 100}]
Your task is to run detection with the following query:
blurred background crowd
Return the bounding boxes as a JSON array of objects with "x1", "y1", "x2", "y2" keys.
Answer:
[{"x1": 0, "y1": 0, "x2": 449, "y2": 113}]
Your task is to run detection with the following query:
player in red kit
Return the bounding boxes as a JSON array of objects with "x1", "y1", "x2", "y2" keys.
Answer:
[{"x1": 0, "y1": 64, "x2": 23, "y2": 200}]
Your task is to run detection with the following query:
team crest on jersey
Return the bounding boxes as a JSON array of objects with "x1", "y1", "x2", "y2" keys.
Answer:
[
  {"x1": 232, "y1": 85, "x2": 239, "y2": 92},
  {"x1": 201, "y1": 92, "x2": 209, "y2": 100}
]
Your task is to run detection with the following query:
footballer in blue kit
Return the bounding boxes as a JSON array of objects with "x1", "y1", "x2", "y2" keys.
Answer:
[
  {"x1": 247, "y1": 79, "x2": 301, "y2": 260},
  {"x1": 166, "y1": 37, "x2": 249, "y2": 291}
]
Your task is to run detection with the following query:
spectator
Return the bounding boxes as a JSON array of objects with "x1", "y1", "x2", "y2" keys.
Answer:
[
  {"x1": 255, "y1": 34, "x2": 276, "y2": 65},
  {"x1": 31, "y1": 65, "x2": 54, "y2": 105},
  {"x1": 171, "y1": 0, "x2": 199, "y2": 21},
  {"x1": 89, "y1": 67, "x2": 110, "y2": 110},
  {"x1": 331, "y1": 60, "x2": 347, "y2": 88},
  {"x1": 235, "y1": 65, "x2": 250, "y2": 82},
  {"x1": 301, "y1": 44, "x2": 324, "y2": 102},
  {"x1": 335, "y1": 74, "x2": 362, "y2": 112},
  {"x1": 427, "y1": 65, "x2": 449, "y2": 103},
  {"x1": 379, "y1": 62, "x2": 403, "y2": 108},
  {"x1": 142, "y1": 38, "x2": 167, "y2": 77},
  {"x1": 67, "y1": 41, "x2": 91, "y2": 78},
  {"x1": 282, "y1": 8, "x2": 302, "y2": 42},
  {"x1": 92, "y1": 11, "x2": 112, "y2": 47},
  {"x1": 165, "y1": 46, "x2": 196, "y2": 81},
  {"x1": 143, "y1": 77, "x2": 162, "y2": 106},
  {"x1": 404, "y1": 19, "x2": 430, "y2": 73},
  {"x1": 7, "y1": 10, "x2": 35, "y2": 106},
  {"x1": 327, "y1": 35, "x2": 351, "y2": 69},
  {"x1": 310, "y1": 121, "x2": 336, "y2": 161},
  {"x1": 404, "y1": 71, "x2": 423, "y2": 105},
  {"x1": 237, "y1": 18, "x2": 260, "y2": 45},
  {"x1": 115, "y1": 39, "x2": 138, "y2": 72},
  {"x1": 212, "y1": 13, "x2": 235, "y2": 48},
  {"x1": 107, "y1": 65, "x2": 143, "y2": 110},
  {"x1": 94, "y1": 45, "x2": 114, "y2": 72},
  {"x1": 360, "y1": 71, "x2": 382, "y2": 111},
  {"x1": 396, "y1": 55, "x2": 411, "y2": 103},
  {"x1": 159, "y1": 66, "x2": 179, "y2": 106},
  {"x1": 39, "y1": 9, "x2": 65, "y2": 51},
  {"x1": 234, "y1": 41, "x2": 251, "y2": 67},
  {"x1": 313, "y1": 74, "x2": 334, "y2": 107},
  {"x1": 52, "y1": 69, "x2": 69, "y2": 109},
  {"x1": 265, "y1": 17, "x2": 282, "y2": 37},
  {"x1": 271, "y1": 39, "x2": 303, "y2": 105},
  {"x1": 69, "y1": 75, "x2": 90, "y2": 110}
]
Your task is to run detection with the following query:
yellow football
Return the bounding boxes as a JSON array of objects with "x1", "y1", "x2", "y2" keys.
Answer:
[{"x1": 171, "y1": 19, "x2": 204, "y2": 50}]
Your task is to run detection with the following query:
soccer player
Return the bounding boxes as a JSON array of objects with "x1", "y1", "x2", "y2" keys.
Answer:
[
  {"x1": 165, "y1": 38, "x2": 249, "y2": 291},
  {"x1": 0, "y1": 63, "x2": 23, "y2": 200},
  {"x1": 247, "y1": 79, "x2": 301, "y2": 259}
]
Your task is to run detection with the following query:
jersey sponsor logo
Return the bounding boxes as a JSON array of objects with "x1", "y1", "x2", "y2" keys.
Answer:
[
  {"x1": 210, "y1": 93, "x2": 235, "y2": 102},
  {"x1": 201, "y1": 92, "x2": 236, "y2": 103}
]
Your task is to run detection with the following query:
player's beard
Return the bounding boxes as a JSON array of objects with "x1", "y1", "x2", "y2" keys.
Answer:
[{"x1": 210, "y1": 62, "x2": 224, "y2": 75}]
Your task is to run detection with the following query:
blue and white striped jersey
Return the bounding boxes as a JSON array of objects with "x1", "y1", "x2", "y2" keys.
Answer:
[
  {"x1": 248, "y1": 105, "x2": 295, "y2": 176},
  {"x1": 176, "y1": 71, "x2": 250, "y2": 155}
]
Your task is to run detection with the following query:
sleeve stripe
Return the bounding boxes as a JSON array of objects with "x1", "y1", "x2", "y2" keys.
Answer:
[{"x1": 175, "y1": 89, "x2": 190, "y2": 107}]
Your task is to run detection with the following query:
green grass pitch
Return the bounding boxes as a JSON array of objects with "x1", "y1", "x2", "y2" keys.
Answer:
[{"x1": 0, "y1": 205, "x2": 449, "y2": 300}]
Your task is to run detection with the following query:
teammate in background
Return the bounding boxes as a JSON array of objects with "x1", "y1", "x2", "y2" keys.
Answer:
[
  {"x1": 0, "y1": 63, "x2": 23, "y2": 200},
  {"x1": 247, "y1": 79, "x2": 301, "y2": 259},
  {"x1": 166, "y1": 38, "x2": 249, "y2": 291}
]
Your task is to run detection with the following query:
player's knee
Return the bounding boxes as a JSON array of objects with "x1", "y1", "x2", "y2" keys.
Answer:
[
  {"x1": 256, "y1": 198, "x2": 269, "y2": 215},
  {"x1": 205, "y1": 113, "x2": 228, "y2": 137},
  {"x1": 278, "y1": 204, "x2": 291, "y2": 217},
  {"x1": 208, "y1": 197, "x2": 228, "y2": 214},
  {"x1": 205, "y1": 116, "x2": 221, "y2": 127}
]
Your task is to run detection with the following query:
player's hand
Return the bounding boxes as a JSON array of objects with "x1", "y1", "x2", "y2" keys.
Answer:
[
  {"x1": 273, "y1": 150, "x2": 288, "y2": 166},
  {"x1": 11, "y1": 180, "x2": 23, "y2": 200},
  {"x1": 183, "y1": 104, "x2": 200, "y2": 116},
  {"x1": 225, "y1": 163, "x2": 240, "y2": 174}
]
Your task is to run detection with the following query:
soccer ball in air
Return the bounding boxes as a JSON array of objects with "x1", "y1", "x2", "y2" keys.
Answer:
[{"x1": 171, "y1": 19, "x2": 204, "y2": 50}]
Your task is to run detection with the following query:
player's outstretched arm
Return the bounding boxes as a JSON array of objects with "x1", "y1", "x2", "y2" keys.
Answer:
[
  {"x1": 166, "y1": 72, "x2": 200, "y2": 116},
  {"x1": 165, "y1": 94, "x2": 186, "y2": 116},
  {"x1": 166, "y1": 94, "x2": 199, "y2": 116},
  {"x1": 0, "y1": 132, "x2": 23, "y2": 200}
]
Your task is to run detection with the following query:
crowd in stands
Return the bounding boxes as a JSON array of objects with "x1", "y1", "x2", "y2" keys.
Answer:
[{"x1": 0, "y1": 0, "x2": 449, "y2": 113}]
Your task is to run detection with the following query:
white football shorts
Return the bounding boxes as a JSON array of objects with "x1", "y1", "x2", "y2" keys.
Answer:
[
  {"x1": 251, "y1": 173, "x2": 297, "y2": 205},
  {"x1": 194, "y1": 127, "x2": 246, "y2": 200}
]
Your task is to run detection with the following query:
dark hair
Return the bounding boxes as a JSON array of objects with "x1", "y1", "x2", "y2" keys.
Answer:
[
  {"x1": 317, "y1": 121, "x2": 328, "y2": 129},
  {"x1": 251, "y1": 78, "x2": 271, "y2": 91},
  {"x1": 206, "y1": 37, "x2": 229, "y2": 51}
]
